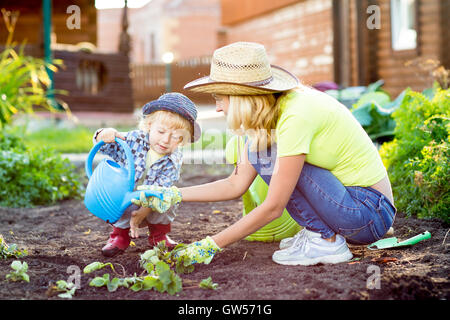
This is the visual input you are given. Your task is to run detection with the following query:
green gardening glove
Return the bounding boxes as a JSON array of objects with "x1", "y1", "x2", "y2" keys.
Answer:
[
  {"x1": 173, "y1": 236, "x2": 221, "y2": 265},
  {"x1": 131, "y1": 185, "x2": 182, "y2": 213}
]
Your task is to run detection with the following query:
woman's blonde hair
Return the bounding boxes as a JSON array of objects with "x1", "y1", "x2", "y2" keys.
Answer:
[
  {"x1": 227, "y1": 94, "x2": 281, "y2": 151},
  {"x1": 139, "y1": 110, "x2": 193, "y2": 145}
]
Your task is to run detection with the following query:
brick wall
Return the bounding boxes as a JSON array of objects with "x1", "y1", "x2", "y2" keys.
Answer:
[{"x1": 223, "y1": 0, "x2": 334, "y2": 86}]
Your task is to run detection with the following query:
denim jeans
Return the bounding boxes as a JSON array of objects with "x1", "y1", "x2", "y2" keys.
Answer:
[{"x1": 249, "y1": 144, "x2": 396, "y2": 245}]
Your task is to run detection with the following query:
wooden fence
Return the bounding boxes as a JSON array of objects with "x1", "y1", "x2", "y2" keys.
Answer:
[{"x1": 131, "y1": 57, "x2": 215, "y2": 107}]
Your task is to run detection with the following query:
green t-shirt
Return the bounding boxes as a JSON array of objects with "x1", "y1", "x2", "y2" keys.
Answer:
[{"x1": 275, "y1": 87, "x2": 387, "y2": 187}]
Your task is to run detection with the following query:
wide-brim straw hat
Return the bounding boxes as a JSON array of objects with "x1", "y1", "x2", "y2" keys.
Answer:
[{"x1": 184, "y1": 42, "x2": 299, "y2": 95}]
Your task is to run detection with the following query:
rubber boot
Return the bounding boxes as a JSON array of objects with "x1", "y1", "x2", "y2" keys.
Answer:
[
  {"x1": 102, "y1": 227, "x2": 130, "y2": 257},
  {"x1": 148, "y1": 223, "x2": 177, "y2": 250}
]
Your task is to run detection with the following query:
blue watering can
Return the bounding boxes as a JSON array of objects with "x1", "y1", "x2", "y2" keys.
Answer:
[{"x1": 84, "y1": 138, "x2": 163, "y2": 224}]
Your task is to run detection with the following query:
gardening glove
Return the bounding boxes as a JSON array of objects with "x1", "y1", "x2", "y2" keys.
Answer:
[
  {"x1": 131, "y1": 185, "x2": 182, "y2": 214},
  {"x1": 173, "y1": 236, "x2": 222, "y2": 265}
]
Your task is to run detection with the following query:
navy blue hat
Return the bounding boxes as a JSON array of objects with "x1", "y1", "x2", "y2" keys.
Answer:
[{"x1": 142, "y1": 92, "x2": 201, "y2": 142}]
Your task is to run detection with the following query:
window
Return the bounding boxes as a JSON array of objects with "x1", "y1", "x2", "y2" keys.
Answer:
[{"x1": 391, "y1": 0, "x2": 418, "y2": 51}]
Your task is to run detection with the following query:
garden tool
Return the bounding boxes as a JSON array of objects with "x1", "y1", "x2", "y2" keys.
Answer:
[
  {"x1": 367, "y1": 231, "x2": 431, "y2": 250},
  {"x1": 84, "y1": 137, "x2": 163, "y2": 224}
]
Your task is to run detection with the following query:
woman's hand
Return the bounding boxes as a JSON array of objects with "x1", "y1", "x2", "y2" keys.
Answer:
[
  {"x1": 130, "y1": 207, "x2": 152, "y2": 238},
  {"x1": 173, "y1": 236, "x2": 221, "y2": 265},
  {"x1": 96, "y1": 128, "x2": 126, "y2": 143},
  {"x1": 132, "y1": 186, "x2": 182, "y2": 213}
]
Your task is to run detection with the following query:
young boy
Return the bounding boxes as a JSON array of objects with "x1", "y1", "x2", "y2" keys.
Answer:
[{"x1": 93, "y1": 92, "x2": 201, "y2": 257}]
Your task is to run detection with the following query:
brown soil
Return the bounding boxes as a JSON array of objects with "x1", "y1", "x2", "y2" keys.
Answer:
[{"x1": 0, "y1": 164, "x2": 449, "y2": 300}]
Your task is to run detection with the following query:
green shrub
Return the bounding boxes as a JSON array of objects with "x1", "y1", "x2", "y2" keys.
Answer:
[
  {"x1": 0, "y1": 129, "x2": 84, "y2": 208},
  {"x1": 379, "y1": 89, "x2": 450, "y2": 222}
]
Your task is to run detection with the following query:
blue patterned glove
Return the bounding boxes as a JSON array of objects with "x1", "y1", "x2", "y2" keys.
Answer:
[
  {"x1": 131, "y1": 185, "x2": 182, "y2": 213},
  {"x1": 173, "y1": 237, "x2": 221, "y2": 265}
]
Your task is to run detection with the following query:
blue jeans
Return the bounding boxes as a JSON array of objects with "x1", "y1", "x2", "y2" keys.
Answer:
[{"x1": 249, "y1": 144, "x2": 396, "y2": 245}]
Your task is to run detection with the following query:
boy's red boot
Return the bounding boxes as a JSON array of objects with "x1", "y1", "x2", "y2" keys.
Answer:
[
  {"x1": 148, "y1": 223, "x2": 177, "y2": 249},
  {"x1": 102, "y1": 227, "x2": 130, "y2": 257}
]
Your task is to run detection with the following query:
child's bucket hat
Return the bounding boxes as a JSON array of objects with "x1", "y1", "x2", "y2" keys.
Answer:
[
  {"x1": 142, "y1": 92, "x2": 201, "y2": 142},
  {"x1": 184, "y1": 42, "x2": 299, "y2": 95}
]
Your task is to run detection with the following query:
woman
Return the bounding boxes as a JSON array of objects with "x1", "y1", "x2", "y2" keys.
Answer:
[{"x1": 134, "y1": 42, "x2": 396, "y2": 266}]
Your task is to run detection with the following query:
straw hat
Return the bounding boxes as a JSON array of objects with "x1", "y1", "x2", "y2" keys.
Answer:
[{"x1": 184, "y1": 42, "x2": 299, "y2": 95}]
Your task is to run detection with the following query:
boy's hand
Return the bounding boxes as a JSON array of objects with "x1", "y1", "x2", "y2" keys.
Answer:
[
  {"x1": 173, "y1": 237, "x2": 221, "y2": 265},
  {"x1": 97, "y1": 128, "x2": 126, "y2": 143},
  {"x1": 130, "y1": 207, "x2": 152, "y2": 238},
  {"x1": 132, "y1": 186, "x2": 182, "y2": 213}
]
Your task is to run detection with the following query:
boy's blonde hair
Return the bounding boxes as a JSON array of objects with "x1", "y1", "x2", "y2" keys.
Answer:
[
  {"x1": 227, "y1": 94, "x2": 281, "y2": 151},
  {"x1": 139, "y1": 110, "x2": 194, "y2": 145}
]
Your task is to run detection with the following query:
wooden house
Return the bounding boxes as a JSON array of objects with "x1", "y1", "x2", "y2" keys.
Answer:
[
  {"x1": 220, "y1": 0, "x2": 449, "y2": 97},
  {"x1": 0, "y1": 0, "x2": 134, "y2": 113}
]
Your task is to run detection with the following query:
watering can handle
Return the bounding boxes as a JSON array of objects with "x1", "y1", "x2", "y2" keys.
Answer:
[{"x1": 85, "y1": 138, "x2": 136, "y2": 191}]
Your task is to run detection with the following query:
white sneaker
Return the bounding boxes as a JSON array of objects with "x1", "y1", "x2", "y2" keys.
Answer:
[
  {"x1": 279, "y1": 229, "x2": 321, "y2": 250},
  {"x1": 272, "y1": 234, "x2": 353, "y2": 266}
]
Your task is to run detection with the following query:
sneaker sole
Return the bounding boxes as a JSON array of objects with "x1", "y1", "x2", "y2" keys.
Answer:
[{"x1": 272, "y1": 250, "x2": 353, "y2": 266}]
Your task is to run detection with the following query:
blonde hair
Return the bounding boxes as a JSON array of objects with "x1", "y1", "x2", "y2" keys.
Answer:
[
  {"x1": 139, "y1": 110, "x2": 194, "y2": 145},
  {"x1": 227, "y1": 94, "x2": 282, "y2": 152}
]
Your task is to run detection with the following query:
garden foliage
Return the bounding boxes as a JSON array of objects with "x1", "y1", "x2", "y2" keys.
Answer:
[
  {"x1": 350, "y1": 81, "x2": 405, "y2": 143},
  {"x1": 0, "y1": 130, "x2": 84, "y2": 207},
  {"x1": 379, "y1": 88, "x2": 449, "y2": 222}
]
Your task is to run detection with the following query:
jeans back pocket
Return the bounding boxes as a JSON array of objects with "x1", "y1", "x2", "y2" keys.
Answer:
[{"x1": 339, "y1": 220, "x2": 382, "y2": 245}]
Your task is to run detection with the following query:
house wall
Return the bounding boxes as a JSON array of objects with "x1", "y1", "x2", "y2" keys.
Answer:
[
  {"x1": 0, "y1": 0, "x2": 97, "y2": 50},
  {"x1": 97, "y1": 0, "x2": 220, "y2": 63},
  {"x1": 222, "y1": 0, "x2": 334, "y2": 86},
  {"x1": 376, "y1": 0, "x2": 444, "y2": 97}
]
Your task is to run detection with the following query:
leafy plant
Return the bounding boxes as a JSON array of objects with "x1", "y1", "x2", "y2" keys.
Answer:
[
  {"x1": 0, "y1": 234, "x2": 28, "y2": 259},
  {"x1": 89, "y1": 273, "x2": 136, "y2": 293},
  {"x1": 85, "y1": 241, "x2": 218, "y2": 296},
  {"x1": 83, "y1": 261, "x2": 115, "y2": 274},
  {"x1": 379, "y1": 88, "x2": 450, "y2": 222},
  {"x1": 199, "y1": 277, "x2": 219, "y2": 290},
  {"x1": 0, "y1": 129, "x2": 84, "y2": 208},
  {"x1": 47, "y1": 280, "x2": 77, "y2": 299},
  {"x1": 6, "y1": 260, "x2": 29, "y2": 282},
  {"x1": 0, "y1": 9, "x2": 68, "y2": 129},
  {"x1": 351, "y1": 86, "x2": 406, "y2": 143}
]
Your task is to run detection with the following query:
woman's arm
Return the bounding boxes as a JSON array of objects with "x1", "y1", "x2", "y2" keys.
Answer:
[
  {"x1": 211, "y1": 154, "x2": 306, "y2": 248},
  {"x1": 180, "y1": 142, "x2": 258, "y2": 202}
]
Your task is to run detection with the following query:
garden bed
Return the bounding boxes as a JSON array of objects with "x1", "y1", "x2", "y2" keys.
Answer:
[{"x1": 0, "y1": 164, "x2": 448, "y2": 300}]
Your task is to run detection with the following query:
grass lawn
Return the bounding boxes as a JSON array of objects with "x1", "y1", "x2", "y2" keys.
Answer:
[
  {"x1": 21, "y1": 125, "x2": 231, "y2": 154},
  {"x1": 23, "y1": 126, "x2": 96, "y2": 153}
]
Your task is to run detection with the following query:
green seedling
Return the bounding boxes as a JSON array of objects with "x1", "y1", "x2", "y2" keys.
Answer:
[
  {"x1": 83, "y1": 261, "x2": 116, "y2": 274},
  {"x1": 50, "y1": 280, "x2": 77, "y2": 299},
  {"x1": 85, "y1": 241, "x2": 218, "y2": 296},
  {"x1": 89, "y1": 273, "x2": 136, "y2": 292},
  {"x1": 199, "y1": 277, "x2": 219, "y2": 290},
  {"x1": 0, "y1": 235, "x2": 28, "y2": 259},
  {"x1": 6, "y1": 260, "x2": 29, "y2": 283}
]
